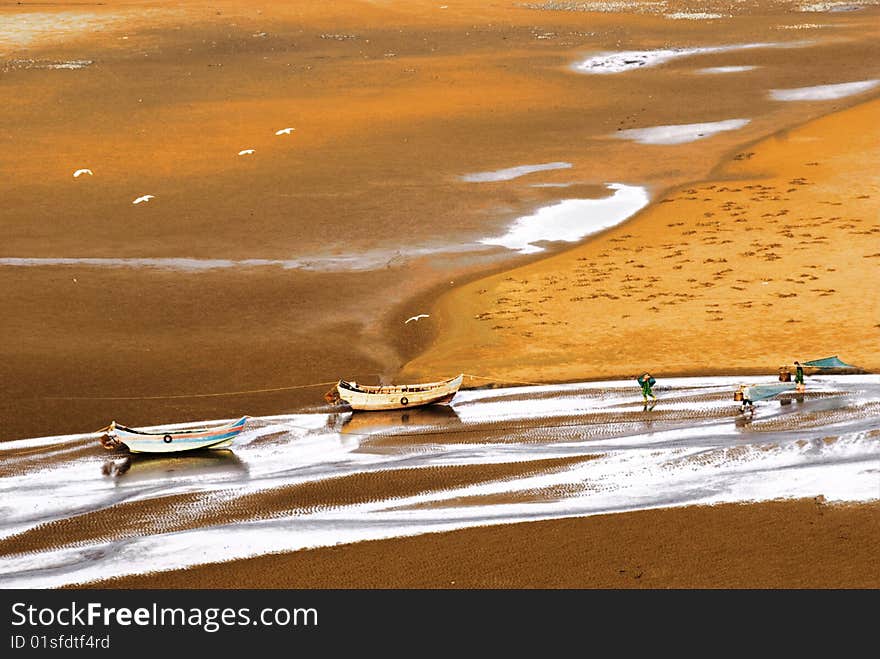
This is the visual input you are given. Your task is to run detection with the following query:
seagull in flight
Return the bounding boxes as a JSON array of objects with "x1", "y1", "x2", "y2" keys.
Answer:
[
  {"x1": 73, "y1": 168, "x2": 93, "y2": 178},
  {"x1": 238, "y1": 149, "x2": 255, "y2": 156},
  {"x1": 132, "y1": 195, "x2": 155, "y2": 205},
  {"x1": 405, "y1": 314, "x2": 430, "y2": 324},
  {"x1": 275, "y1": 127, "x2": 295, "y2": 135}
]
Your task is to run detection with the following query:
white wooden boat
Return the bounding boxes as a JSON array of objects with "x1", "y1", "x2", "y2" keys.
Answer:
[
  {"x1": 331, "y1": 374, "x2": 463, "y2": 411},
  {"x1": 100, "y1": 416, "x2": 248, "y2": 453}
]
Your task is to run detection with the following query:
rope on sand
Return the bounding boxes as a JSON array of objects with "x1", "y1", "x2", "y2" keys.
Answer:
[
  {"x1": 463, "y1": 373, "x2": 549, "y2": 387},
  {"x1": 45, "y1": 373, "x2": 544, "y2": 402},
  {"x1": 44, "y1": 381, "x2": 340, "y2": 402}
]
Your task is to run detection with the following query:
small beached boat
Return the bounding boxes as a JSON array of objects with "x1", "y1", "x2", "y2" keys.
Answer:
[
  {"x1": 100, "y1": 416, "x2": 248, "y2": 454},
  {"x1": 329, "y1": 374, "x2": 464, "y2": 411}
]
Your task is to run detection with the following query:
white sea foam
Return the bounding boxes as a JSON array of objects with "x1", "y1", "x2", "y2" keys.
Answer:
[
  {"x1": 770, "y1": 79, "x2": 880, "y2": 101},
  {"x1": 461, "y1": 162, "x2": 572, "y2": 182},
  {"x1": 478, "y1": 183, "x2": 649, "y2": 254},
  {"x1": 1, "y1": 375, "x2": 877, "y2": 587},
  {"x1": 696, "y1": 65, "x2": 758, "y2": 74},
  {"x1": 574, "y1": 42, "x2": 804, "y2": 74},
  {"x1": 614, "y1": 118, "x2": 750, "y2": 145}
]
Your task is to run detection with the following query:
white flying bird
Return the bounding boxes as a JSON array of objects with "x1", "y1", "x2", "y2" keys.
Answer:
[
  {"x1": 275, "y1": 127, "x2": 295, "y2": 135},
  {"x1": 73, "y1": 168, "x2": 93, "y2": 178},
  {"x1": 238, "y1": 149, "x2": 255, "y2": 156},
  {"x1": 405, "y1": 314, "x2": 430, "y2": 324},
  {"x1": 132, "y1": 195, "x2": 155, "y2": 205}
]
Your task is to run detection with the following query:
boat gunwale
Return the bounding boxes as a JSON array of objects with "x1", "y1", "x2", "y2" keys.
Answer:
[
  {"x1": 112, "y1": 416, "x2": 248, "y2": 438},
  {"x1": 338, "y1": 374, "x2": 463, "y2": 396}
]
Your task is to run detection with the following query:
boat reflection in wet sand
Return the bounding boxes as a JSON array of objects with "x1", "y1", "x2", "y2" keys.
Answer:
[
  {"x1": 327, "y1": 374, "x2": 464, "y2": 411},
  {"x1": 338, "y1": 403, "x2": 462, "y2": 436},
  {"x1": 102, "y1": 449, "x2": 247, "y2": 480}
]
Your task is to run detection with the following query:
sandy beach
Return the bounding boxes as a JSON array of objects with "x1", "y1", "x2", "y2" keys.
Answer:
[
  {"x1": 1, "y1": 1, "x2": 878, "y2": 589},
  {"x1": 402, "y1": 97, "x2": 880, "y2": 384},
  {"x1": 3, "y1": 0, "x2": 880, "y2": 440}
]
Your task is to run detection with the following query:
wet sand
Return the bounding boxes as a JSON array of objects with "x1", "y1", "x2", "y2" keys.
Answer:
[
  {"x1": 0, "y1": 455, "x2": 592, "y2": 555},
  {"x1": 92, "y1": 499, "x2": 880, "y2": 589},
  {"x1": 3, "y1": 1, "x2": 880, "y2": 440},
  {"x1": 3, "y1": 376, "x2": 877, "y2": 588}
]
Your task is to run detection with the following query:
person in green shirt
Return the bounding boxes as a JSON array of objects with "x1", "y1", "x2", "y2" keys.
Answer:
[
  {"x1": 637, "y1": 373, "x2": 657, "y2": 403},
  {"x1": 794, "y1": 361, "x2": 805, "y2": 392}
]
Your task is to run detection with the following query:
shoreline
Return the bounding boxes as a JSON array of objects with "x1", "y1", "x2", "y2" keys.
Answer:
[
  {"x1": 390, "y1": 91, "x2": 880, "y2": 385},
  {"x1": 401, "y1": 95, "x2": 880, "y2": 385}
]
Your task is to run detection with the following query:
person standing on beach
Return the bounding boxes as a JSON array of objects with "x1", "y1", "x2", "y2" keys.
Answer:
[
  {"x1": 794, "y1": 361, "x2": 805, "y2": 392},
  {"x1": 638, "y1": 372, "x2": 657, "y2": 403},
  {"x1": 737, "y1": 385, "x2": 755, "y2": 414}
]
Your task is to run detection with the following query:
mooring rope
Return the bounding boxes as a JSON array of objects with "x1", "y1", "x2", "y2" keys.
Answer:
[
  {"x1": 43, "y1": 373, "x2": 548, "y2": 403},
  {"x1": 44, "y1": 381, "x2": 340, "y2": 402},
  {"x1": 463, "y1": 373, "x2": 549, "y2": 387}
]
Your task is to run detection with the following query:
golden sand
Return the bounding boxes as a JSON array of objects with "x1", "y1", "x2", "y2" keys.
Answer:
[
  {"x1": 3, "y1": 1, "x2": 880, "y2": 440},
  {"x1": 403, "y1": 99, "x2": 880, "y2": 384},
  {"x1": 3, "y1": 1, "x2": 879, "y2": 590}
]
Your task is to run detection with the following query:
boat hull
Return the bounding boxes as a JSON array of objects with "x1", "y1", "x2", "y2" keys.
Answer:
[
  {"x1": 337, "y1": 375, "x2": 463, "y2": 411},
  {"x1": 108, "y1": 417, "x2": 248, "y2": 454}
]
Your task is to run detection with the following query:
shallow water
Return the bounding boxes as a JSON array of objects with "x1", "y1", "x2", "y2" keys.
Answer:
[
  {"x1": 1, "y1": 375, "x2": 877, "y2": 588},
  {"x1": 770, "y1": 79, "x2": 880, "y2": 101},
  {"x1": 696, "y1": 66, "x2": 758, "y2": 74},
  {"x1": 574, "y1": 42, "x2": 805, "y2": 74},
  {"x1": 461, "y1": 162, "x2": 572, "y2": 182},
  {"x1": 614, "y1": 119, "x2": 750, "y2": 145},
  {"x1": 478, "y1": 183, "x2": 650, "y2": 253}
]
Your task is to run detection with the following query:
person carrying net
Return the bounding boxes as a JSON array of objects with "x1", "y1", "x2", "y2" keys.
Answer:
[{"x1": 637, "y1": 372, "x2": 657, "y2": 403}]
